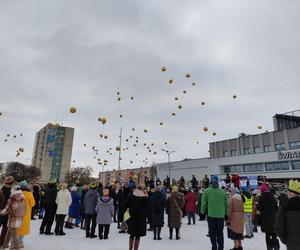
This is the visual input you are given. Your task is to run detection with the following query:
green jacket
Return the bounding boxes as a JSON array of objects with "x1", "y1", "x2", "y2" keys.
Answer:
[{"x1": 201, "y1": 186, "x2": 228, "y2": 218}]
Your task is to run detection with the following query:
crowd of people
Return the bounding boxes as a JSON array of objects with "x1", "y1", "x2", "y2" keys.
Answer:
[{"x1": 0, "y1": 173, "x2": 299, "y2": 250}]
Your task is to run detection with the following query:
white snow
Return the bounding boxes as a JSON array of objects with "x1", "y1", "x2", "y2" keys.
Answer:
[{"x1": 23, "y1": 217, "x2": 285, "y2": 250}]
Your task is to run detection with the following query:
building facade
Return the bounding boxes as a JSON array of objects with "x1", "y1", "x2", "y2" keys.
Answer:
[
  {"x1": 32, "y1": 123, "x2": 74, "y2": 183},
  {"x1": 156, "y1": 112, "x2": 300, "y2": 183}
]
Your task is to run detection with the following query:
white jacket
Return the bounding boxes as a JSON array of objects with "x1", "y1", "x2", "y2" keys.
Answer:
[{"x1": 55, "y1": 189, "x2": 72, "y2": 215}]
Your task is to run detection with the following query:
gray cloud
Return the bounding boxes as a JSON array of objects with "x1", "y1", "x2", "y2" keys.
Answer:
[{"x1": 0, "y1": 0, "x2": 300, "y2": 173}]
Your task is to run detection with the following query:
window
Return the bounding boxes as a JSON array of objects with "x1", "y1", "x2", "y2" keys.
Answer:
[
  {"x1": 223, "y1": 151, "x2": 230, "y2": 157},
  {"x1": 243, "y1": 163, "x2": 264, "y2": 172},
  {"x1": 254, "y1": 147, "x2": 263, "y2": 153},
  {"x1": 292, "y1": 161, "x2": 300, "y2": 170},
  {"x1": 224, "y1": 165, "x2": 242, "y2": 173},
  {"x1": 289, "y1": 141, "x2": 300, "y2": 149},
  {"x1": 264, "y1": 145, "x2": 272, "y2": 152},
  {"x1": 244, "y1": 148, "x2": 251, "y2": 155},
  {"x1": 231, "y1": 150, "x2": 238, "y2": 156},
  {"x1": 266, "y1": 162, "x2": 289, "y2": 171},
  {"x1": 275, "y1": 143, "x2": 286, "y2": 151}
]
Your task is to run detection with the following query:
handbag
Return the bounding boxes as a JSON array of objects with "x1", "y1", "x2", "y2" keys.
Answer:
[
  {"x1": 172, "y1": 197, "x2": 183, "y2": 217},
  {"x1": 124, "y1": 208, "x2": 131, "y2": 221}
]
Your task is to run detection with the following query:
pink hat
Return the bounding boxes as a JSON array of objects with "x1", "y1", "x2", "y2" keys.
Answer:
[{"x1": 260, "y1": 183, "x2": 269, "y2": 193}]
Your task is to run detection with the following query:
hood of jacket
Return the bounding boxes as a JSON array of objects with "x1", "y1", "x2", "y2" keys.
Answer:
[
  {"x1": 99, "y1": 196, "x2": 113, "y2": 206},
  {"x1": 10, "y1": 190, "x2": 24, "y2": 201}
]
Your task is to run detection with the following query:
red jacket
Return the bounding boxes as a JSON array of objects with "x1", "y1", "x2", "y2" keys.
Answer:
[{"x1": 185, "y1": 192, "x2": 197, "y2": 213}]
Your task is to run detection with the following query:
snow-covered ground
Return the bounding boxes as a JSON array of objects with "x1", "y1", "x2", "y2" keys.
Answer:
[{"x1": 24, "y1": 217, "x2": 284, "y2": 250}]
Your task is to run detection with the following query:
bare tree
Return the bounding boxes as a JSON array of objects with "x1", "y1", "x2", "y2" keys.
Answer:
[
  {"x1": 64, "y1": 166, "x2": 93, "y2": 186},
  {"x1": 5, "y1": 162, "x2": 41, "y2": 182}
]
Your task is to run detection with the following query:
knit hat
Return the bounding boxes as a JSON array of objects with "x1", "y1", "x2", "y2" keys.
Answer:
[
  {"x1": 71, "y1": 186, "x2": 77, "y2": 192},
  {"x1": 211, "y1": 175, "x2": 219, "y2": 184},
  {"x1": 49, "y1": 179, "x2": 57, "y2": 184},
  {"x1": 19, "y1": 180, "x2": 28, "y2": 189},
  {"x1": 260, "y1": 183, "x2": 269, "y2": 193},
  {"x1": 171, "y1": 185, "x2": 178, "y2": 193},
  {"x1": 5, "y1": 176, "x2": 14, "y2": 185},
  {"x1": 89, "y1": 182, "x2": 97, "y2": 189},
  {"x1": 288, "y1": 180, "x2": 300, "y2": 195}
]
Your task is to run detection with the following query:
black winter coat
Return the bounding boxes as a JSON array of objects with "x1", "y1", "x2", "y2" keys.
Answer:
[
  {"x1": 257, "y1": 191, "x2": 278, "y2": 233},
  {"x1": 276, "y1": 196, "x2": 300, "y2": 250},
  {"x1": 124, "y1": 191, "x2": 148, "y2": 238},
  {"x1": 117, "y1": 187, "x2": 132, "y2": 222},
  {"x1": 0, "y1": 185, "x2": 12, "y2": 224},
  {"x1": 44, "y1": 184, "x2": 58, "y2": 211},
  {"x1": 150, "y1": 191, "x2": 166, "y2": 226}
]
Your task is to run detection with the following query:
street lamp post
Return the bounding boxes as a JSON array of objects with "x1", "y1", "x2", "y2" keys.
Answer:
[{"x1": 161, "y1": 149, "x2": 175, "y2": 180}]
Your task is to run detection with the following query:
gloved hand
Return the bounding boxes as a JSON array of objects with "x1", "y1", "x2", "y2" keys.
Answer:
[{"x1": 199, "y1": 214, "x2": 206, "y2": 221}]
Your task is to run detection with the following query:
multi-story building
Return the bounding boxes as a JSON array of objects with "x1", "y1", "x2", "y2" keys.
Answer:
[
  {"x1": 156, "y1": 111, "x2": 300, "y2": 183},
  {"x1": 32, "y1": 123, "x2": 74, "y2": 183}
]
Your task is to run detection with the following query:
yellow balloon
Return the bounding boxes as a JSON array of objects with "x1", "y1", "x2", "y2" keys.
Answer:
[
  {"x1": 101, "y1": 118, "x2": 107, "y2": 125},
  {"x1": 257, "y1": 125, "x2": 262, "y2": 129},
  {"x1": 144, "y1": 129, "x2": 148, "y2": 133},
  {"x1": 169, "y1": 79, "x2": 173, "y2": 84},
  {"x1": 19, "y1": 147, "x2": 24, "y2": 152},
  {"x1": 116, "y1": 146, "x2": 121, "y2": 151},
  {"x1": 98, "y1": 117, "x2": 102, "y2": 122},
  {"x1": 161, "y1": 66, "x2": 166, "y2": 72},
  {"x1": 203, "y1": 127, "x2": 208, "y2": 132},
  {"x1": 69, "y1": 107, "x2": 77, "y2": 113},
  {"x1": 186, "y1": 73, "x2": 191, "y2": 78},
  {"x1": 172, "y1": 112, "x2": 176, "y2": 116}
]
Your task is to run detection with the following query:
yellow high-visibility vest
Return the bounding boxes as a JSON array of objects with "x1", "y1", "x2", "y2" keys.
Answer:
[{"x1": 243, "y1": 196, "x2": 253, "y2": 213}]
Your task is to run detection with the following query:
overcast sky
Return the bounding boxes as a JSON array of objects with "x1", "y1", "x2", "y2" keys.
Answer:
[{"x1": 0, "y1": 0, "x2": 299, "y2": 174}]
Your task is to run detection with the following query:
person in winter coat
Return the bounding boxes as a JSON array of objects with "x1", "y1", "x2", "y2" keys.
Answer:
[
  {"x1": 95, "y1": 188, "x2": 114, "y2": 240},
  {"x1": 202, "y1": 175, "x2": 209, "y2": 189},
  {"x1": 197, "y1": 189, "x2": 203, "y2": 220},
  {"x1": 166, "y1": 186, "x2": 184, "y2": 240},
  {"x1": 84, "y1": 182, "x2": 99, "y2": 238},
  {"x1": 0, "y1": 176, "x2": 14, "y2": 247},
  {"x1": 124, "y1": 186, "x2": 149, "y2": 250},
  {"x1": 276, "y1": 180, "x2": 300, "y2": 250},
  {"x1": 39, "y1": 180, "x2": 58, "y2": 235},
  {"x1": 185, "y1": 189, "x2": 197, "y2": 225},
  {"x1": 79, "y1": 185, "x2": 88, "y2": 229},
  {"x1": 31, "y1": 184, "x2": 40, "y2": 220},
  {"x1": 54, "y1": 183, "x2": 72, "y2": 236},
  {"x1": 65, "y1": 186, "x2": 80, "y2": 229},
  {"x1": 227, "y1": 188, "x2": 244, "y2": 250},
  {"x1": 0, "y1": 188, "x2": 25, "y2": 250},
  {"x1": 117, "y1": 185, "x2": 132, "y2": 233},
  {"x1": 17, "y1": 181, "x2": 35, "y2": 248},
  {"x1": 241, "y1": 186, "x2": 254, "y2": 238},
  {"x1": 257, "y1": 183, "x2": 280, "y2": 250},
  {"x1": 150, "y1": 186, "x2": 166, "y2": 240},
  {"x1": 191, "y1": 175, "x2": 198, "y2": 190},
  {"x1": 200, "y1": 175, "x2": 228, "y2": 250}
]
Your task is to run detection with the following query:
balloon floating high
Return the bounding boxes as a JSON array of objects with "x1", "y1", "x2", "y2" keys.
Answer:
[
  {"x1": 169, "y1": 79, "x2": 173, "y2": 84},
  {"x1": 201, "y1": 102, "x2": 206, "y2": 106},
  {"x1": 18, "y1": 147, "x2": 24, "y2": 152},
  {"x1": 175, "y1": 97, "x2": 179, "y2": 101},
  {"x1": 160, "y1": 122, "x2": 163, "y2": 126},
  {"x1": 172, "y1": 112, "x2": 176, "y2": 116},
  {"x1": 257, "y1": 125, "x2": 262, "y2": 129},
  {"x1": 161, "y1": 66, "x2": 166, "y2": 72},
  {"x1": 192, "y1": 82, "x2": 196, "y2": 86},
  {"x1": 116, "y1": 146, "x2": 121, "y2": 151},
  {"x1": 186, "y1": 73, "x2": 191, "y2": 78},
  {"x1": 130, "y1": 96, "x2": 134, "y2": 100},
  {"x1": 178, "y1": 105, "x2": 182, "y2": 109},
  {"x1": 203, "y1": 127, "x2": 208, "y2": 132},
  {"x1": 183, "y1": 90, "x2": 187, "y2": 94},
  {"x1": 101, "y1": 118, "x2": 107, "y2": 125},
  {"x1": 212, "y1": 132, "x2": 217, "y2": 136},
  {"x1": 233, "y1": 95, "x2": 237, "y2": 99},
  {"x1": 144, "y1": 129, "x2": 148, "y2": 133},
  {"x1": 69, "y1": 107, "x2": 77, "y2": 113}
]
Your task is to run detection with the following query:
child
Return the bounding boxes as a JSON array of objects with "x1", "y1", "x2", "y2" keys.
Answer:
[
  {"x1": 0, "y1": 188, "x2": 26, "y2": 250},
  {"x1": 95, "y1": 188, "x2": 114, "y2": 239}
]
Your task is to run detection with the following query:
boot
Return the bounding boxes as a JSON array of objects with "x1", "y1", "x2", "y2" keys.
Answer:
[
  {"x1": 157, "y1": 227, "x2": 162, "y2": 240},
  {"x1": 273, "y1": 239, "x2": 280, "y2": 250},
  {"x1": 175, "y1": 228, "x2": 180, "y2": 240},
  {"x1": 65, "y1": 222, "x2": 73, "y2": 229},
  {"x1": 169, "y1": 227, "x2": 173, "y2": 240},
  {"x1": 153, "y1": 227, "x2": 157, "y2": 240}
]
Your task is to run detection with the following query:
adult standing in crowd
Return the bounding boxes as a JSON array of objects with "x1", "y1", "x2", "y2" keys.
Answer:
[
  {"x1": 166, "y1": 186, "x2": 184, "y2": 240},
  {"x1": 39, "y1": 180, "x2": 58, "y2": 235},
  {"x1": 257, "y1": 183, "x2": 280, "y2": 250},
  {"x1": 276, "y1": 180, "x2": 300, "y2": 250},
  {"x1": 0, "y1": 176, "x2": 14, "y2": 247},
  {"x1": 241, "y1": 186, "x2": 254, "y2": 238},
  {"x1": 150, "y1": 186, "x2": 166, "y2": 240},
  {"x1": 202, "y1": 175, "x2": 209, "y2": 189},
  {"x1": 117, "y1": 184, "x2": 132, "y2": 233},
  {"x1": 201, "y1": 175, "x2": 228, "y2": 250},
  {"x1": 79, "y1": 184, "x2": 88, "y2": 230},
  {"x1": 55, "y1": 183, "x2": 72, "y2": 236},
  {"x1": 18, "y1": 180, "x2": 35, "y2": 248},
  {"x1": 227, "y1": 188, "x2": 244, "y2": 250},
  {"x1": 65, "y1": 186, "x2": 80, "y2": 229},
  {"x1": 95, "y1": 188, "x2": 114, "y2": 240},
  {"x1": 185, "y1": 189, "x2": 197, "y2": 225},
  {"x1": 84, "y1": 182, "x2": 99, "y2": 238},
  {"x1": 31, "y1": 183, "x2": 40, "y2": 220},
  {"x1": 124, "y1": 186, "x2": 149, "y2": 250}
]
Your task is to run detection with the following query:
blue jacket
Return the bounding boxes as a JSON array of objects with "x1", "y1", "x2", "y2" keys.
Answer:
[{"x1": 68, "y1": 191, "x2": 80, "y2": 217}]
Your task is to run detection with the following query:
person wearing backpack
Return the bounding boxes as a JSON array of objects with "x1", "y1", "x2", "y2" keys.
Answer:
[
  {"x1": 17, "y1": 181, "x2": 35, "y2": 248},
  {"x1": 0, "y1": 187, "x2": 26, "y2": 250}
]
